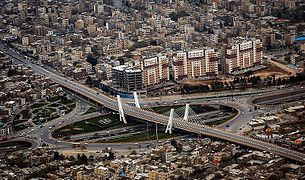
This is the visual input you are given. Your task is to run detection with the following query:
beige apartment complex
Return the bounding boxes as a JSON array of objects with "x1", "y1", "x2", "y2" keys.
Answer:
[
  {"x1": 172, "y1": 48, "x2": 218, "y2": 80},
  {"x1": 140, "y1": 55, "x2": 170, "y2": 88},
  {"x1": 225, "y1": 38, "x2": 263, "y2": 73}
]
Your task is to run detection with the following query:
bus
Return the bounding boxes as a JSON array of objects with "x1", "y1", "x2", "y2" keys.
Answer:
[{"x1": 71, "y1": 142, "x2": 81, "y2": 148}]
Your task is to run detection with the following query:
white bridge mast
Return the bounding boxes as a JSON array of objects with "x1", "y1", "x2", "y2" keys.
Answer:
[
  {"x1": 165, "y1": 108, "x2": 174, "y2": 134},
  {"x1": 183, "y1": 104, "x2": 190, "y2": 121},
  {"x1": 117, "y1": 95, "x2": 127, "y2": 124},
  {"x1": 133, "y1": 91, "x2": 140, "y2": 108}
]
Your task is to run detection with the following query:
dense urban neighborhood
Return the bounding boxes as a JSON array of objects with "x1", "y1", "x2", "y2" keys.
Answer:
[{"x1": 0, "y1": 0, "x2": 305, "y2": 179}]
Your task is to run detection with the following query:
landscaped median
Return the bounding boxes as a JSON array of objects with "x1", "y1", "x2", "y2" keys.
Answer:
[
  {"x1": 52, "y1": 114, "x2": 127, "y2": 138},
  {"x1": 13, "y1": 94, "x2": 77, "y2": 131}
]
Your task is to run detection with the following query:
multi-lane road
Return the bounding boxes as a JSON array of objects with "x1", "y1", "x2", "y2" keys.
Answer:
[{"x1": 1, "y1": 44, "x2": 305, "y2": 163}]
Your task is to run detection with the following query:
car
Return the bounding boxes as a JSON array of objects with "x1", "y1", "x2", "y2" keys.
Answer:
[
  {"x1": 63, "y1": 136, "x2": 70, "y2": 140},
  {"x1": 226, "y1": 124, "x2": 230, "y2": 127},
  {"x1": 40, "y1": 134, "x2": 43, "y2": 136}
]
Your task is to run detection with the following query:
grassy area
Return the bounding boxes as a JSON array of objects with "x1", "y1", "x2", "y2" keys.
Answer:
[
  {"x1": 32, "y1": 108, "x2": 42, "y2": 114},
  {"x1": 20, "y1": 109, "x2": 31, "y2": 120},
  {"x1": 53, "y1": 114, "x2": 125, "y2": 137},
  {"x1": 33, "y1": 118, "x2": 46, "y2": 125},
  {"x1": 0, "y1": 141, "x2": 32, "y2": 148},
  {"x1": 151, "y1": 105, "x2": 183, "y2": 114},
  {"x1": 67, "y1": 103, "x2": 76, "y2": 109},
  {"x1": 60, "y1": 98, "x2": 74, "y2": 105},
  {"x1": 13, "y1": 94, "x2": 77, "y2": 127},
  {"x1": 13, "y1": 120, "x2": 28, "y2": 126},
  {"x1": 151, "y1": 105, "x2": 217, "y2": 114},
  {"x1": 83, "y1": 107, "x2": 98, "y2": 115},
  {"x1": 39, "y1": 107, "x2": 57, "y2": 114},
  {"x1": 30, "y1": 103, "x2": 47, "y2": 109},
  {"x1": 14, "y1": 114, "x2": 21, "y2": 120},
  {"x1": 48, "y1": 96, "x2": 61, "y2": 102},
  {"x1": 49, "y1": 103, "x2": 61, "y2": 107},
  {"x1": 14, "y1": 124, "x2": 33, "y2": 131},
  {"x1": 190, "y1": 105, "x2": 217, "y2": 114},
  {"x1": 103, "y1": 131, "x2": 184, "y2": 143}
]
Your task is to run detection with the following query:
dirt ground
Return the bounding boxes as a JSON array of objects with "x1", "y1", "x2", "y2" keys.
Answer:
[
  {"x1": 180, "y1": 60, "x2": 303, "y2": 86},
  {"x1": 251, "y1": 62, "x2": 289, "y2": 78}
]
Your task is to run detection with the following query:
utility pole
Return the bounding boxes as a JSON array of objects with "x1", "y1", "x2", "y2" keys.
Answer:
[
  {"x1": 146, "y1": 122, "x2": 149, "y2": 142},
  {"x1": 155, "y1": 122, "x2": 158, "y2": 142}
]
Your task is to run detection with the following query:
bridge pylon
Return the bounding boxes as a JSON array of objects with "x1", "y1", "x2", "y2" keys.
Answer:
[
  {"x1": 165, "y1": 108, "x2": 174, "y2": 134},
  {"x1": 117, "y1": 95, "x2": 127, "y2": 124},
  {"x1": 133, "y1": 91, "x2": 140, "y2": 108},
  {"x1": 183, "y1": 104, "x2": 190, "y2": 121}
]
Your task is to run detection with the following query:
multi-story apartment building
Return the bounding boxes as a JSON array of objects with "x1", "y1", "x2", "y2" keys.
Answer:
[
  {"x1": 225, "y1": 38, "x2": 263, "y2": 73},
  {"x1": 172, "y1": 51, "x2": 188, "y2": 80},
  {"x1": 283, "y1": 0, "x2": 296, "y2": 10},
  {"x1": 172, "y1": 48, "x2": 218, "y2": 80},
  {"x1": 112, "y1": 65, "x2": 143, "y2": 91},
  {"x1": 140, "y1": 55, "x2": 169, "y2": 88}
]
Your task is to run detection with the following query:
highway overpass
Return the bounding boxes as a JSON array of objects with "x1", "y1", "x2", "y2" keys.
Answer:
[{"x1": 2, "y1": 46, "x2": 305, "y2": 164}]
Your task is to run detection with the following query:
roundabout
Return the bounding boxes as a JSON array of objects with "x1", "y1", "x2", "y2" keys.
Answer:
[
  {"x1": 0, "y1": 140, "x2": 36, "y2": 152},
  {"x1": 3, "y1": 55, "x2": 305, "y2": 163}
]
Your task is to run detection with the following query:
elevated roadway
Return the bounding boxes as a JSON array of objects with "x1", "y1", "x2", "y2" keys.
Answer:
[{"x1": 2, "y1": 45, "x2": 305, "y2": 163}]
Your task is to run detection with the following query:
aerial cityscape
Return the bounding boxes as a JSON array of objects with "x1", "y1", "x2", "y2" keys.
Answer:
[{"x1": 0, "y1": 0, "x2": 305, "y2": 179}]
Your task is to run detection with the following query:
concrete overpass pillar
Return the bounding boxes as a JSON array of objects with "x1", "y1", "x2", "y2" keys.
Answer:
[
  {"x1": 117, "y1": 95, "x2": 127, "y2": 124},
  {"x1": 133, "y1": 91, "x2": 140, "y2": 108},
  {"x1": 183, "y1": 104, "x2": 190, "y2": 121},
  {"x1": 165, "y1": 108, "x2": 174, "y2": 134}
]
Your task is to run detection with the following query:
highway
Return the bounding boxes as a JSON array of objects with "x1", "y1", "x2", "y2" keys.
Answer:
[{"x1": 1, "y1": 44, "x2": 305, "y2": 163}]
